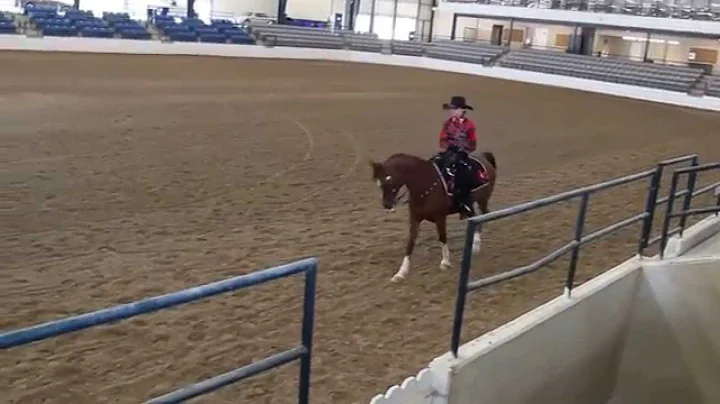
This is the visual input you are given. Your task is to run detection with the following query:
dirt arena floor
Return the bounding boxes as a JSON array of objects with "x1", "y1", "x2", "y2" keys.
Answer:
[{"x1": 2, "y1": 51, "x2": 720, "y2": 403}]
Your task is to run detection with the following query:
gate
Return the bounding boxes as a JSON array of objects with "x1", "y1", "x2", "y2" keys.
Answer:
[
  {"x1": 449, "y1": 155, "x2": 707, "y2": 357},
  {"x1": 0, "y1": 258, "x2": 318, "y2": 404}
]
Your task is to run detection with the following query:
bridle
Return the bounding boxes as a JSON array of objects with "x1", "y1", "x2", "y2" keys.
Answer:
[{"x1": 385, "y1": 176, "x2": 439, "y2": 207}]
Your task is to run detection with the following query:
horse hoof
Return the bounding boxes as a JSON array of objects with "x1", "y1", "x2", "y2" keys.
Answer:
[
  {"x1": 391, "y1": 274, "x2": 405, "y2": 283},
  {"x1": 440, "y1": 261, "x2": 451, "y2": 270}
]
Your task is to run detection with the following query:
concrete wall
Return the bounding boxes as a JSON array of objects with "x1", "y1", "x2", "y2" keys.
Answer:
[
  {"x1": 1, "y1": 35, "x2": 720, "y2": 113},
  {"x1": 428, "y1": 258, "x2": 642, "y2": 404},
  {"x1": 610, "y1": 259, "x2": 720, "y2": 404}
]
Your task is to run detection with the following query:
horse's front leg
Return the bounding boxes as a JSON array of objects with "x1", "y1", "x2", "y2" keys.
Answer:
[
  {"x1": 436, "y1": 216, "x2": 451, "y2": 270},
  {"x1": 392, "y1": 217, "x2": 420, "y2": 282},
  {"x1": 472, "y1": 197, "x2": 489, "y2": 254}
]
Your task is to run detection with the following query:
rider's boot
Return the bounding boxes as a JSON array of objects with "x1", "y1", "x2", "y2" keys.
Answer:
[{"x1": 459, "y1": 197, "x2": 475, "y2": 219}]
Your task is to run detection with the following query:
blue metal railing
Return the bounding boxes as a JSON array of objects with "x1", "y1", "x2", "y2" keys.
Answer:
[
  {"x1": 660, "y1": 162, "x2": 720, "y2": 257},
  {"x1": 449, "y1": 155, "x2": 698, "y2": 358},
  {"x1": 0, "y1": 257, "x2": 318, "y2": 404}
]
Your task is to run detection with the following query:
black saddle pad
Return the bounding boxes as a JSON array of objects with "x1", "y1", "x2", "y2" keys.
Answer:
[{"x1": 431, "y1": 154, "x2": 488, "y2": 194}]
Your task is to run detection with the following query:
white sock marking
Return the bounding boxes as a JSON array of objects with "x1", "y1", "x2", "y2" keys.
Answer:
[
  {"x1": 392, "y1": 256, "x2": 411, "y2": 282},
  {"x1": 440, "y1": 243, "x2": 451, "y2": 269},
  {"x1": 472, "y1": 231, "x2": 482, "y2": 254}
]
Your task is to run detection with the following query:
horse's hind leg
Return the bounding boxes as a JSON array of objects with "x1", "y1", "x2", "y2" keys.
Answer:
[
  {"x1": 436, "y1": 216, "x2": 451, "y2": 270},
  {"x1": 392, "y1": 217, "x2": 419, "y2": 282}
]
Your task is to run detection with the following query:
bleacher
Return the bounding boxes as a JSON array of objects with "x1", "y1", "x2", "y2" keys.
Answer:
[
  {"x1": 251, "y1": 23, "x2": 350, "y2": 49},
  {"x1": 25, "y1": 8, "x2": 150, "y2": 39},
  {"x1": 426, "y1": 40, "x2": 506, "y2": 65},
  {"x1": 152, "y1": 16, "x2": 254, "y2": 44},
  {"x1": 391, "y1": 40, "x2": 425, "y2": 57},
  {"x1": 0, "y1": 11, "x2": 17, "y2": 34},
  {"x1": 103, "y1": 12, "x2": 151, "y2": 40},
  {"x1": 707, "y1": 76, "x2": 720, "y2": 98},
  {"x1": 250, "y1": 25, "x2": 506, "y2": 66},
  {"x1": 499, "y1": 49, "x2": 704, "y2": 93},
  {"x1": 250, "y1": 23, "x2": 388, "y2": 52}
]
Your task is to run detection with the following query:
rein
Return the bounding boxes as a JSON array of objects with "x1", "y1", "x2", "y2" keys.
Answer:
[{"x1": 395, "y1": 180, "x2": 439, "y2": 205}]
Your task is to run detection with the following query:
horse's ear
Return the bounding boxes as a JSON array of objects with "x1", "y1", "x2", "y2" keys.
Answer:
[{"x1": 368, "y1": 159, "x2": 380, "y2": 175}]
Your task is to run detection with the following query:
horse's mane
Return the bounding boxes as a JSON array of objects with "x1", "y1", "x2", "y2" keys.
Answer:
[{"x1": 385, "y1": 153, "x2": 427, "y2": 164}]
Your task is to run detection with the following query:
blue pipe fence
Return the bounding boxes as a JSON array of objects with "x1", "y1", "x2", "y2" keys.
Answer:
[
  {"x1": 660, "y1": 162, "x2": 720, "y2": 257},
  {"x1": 449, "y1": 154, "x2": 701, "y2": 358},
  {"x1": 0, "y1": 257, "x2": 319, "y2": 404}
]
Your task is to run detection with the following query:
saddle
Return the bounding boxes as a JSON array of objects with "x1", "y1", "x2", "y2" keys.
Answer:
[{"x1": 430, "y1": 154, "x2": 488, "y2": 196}]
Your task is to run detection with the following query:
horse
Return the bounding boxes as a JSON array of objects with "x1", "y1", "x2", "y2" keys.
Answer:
[{"x1": 369, "y1": 151, "x2": 497, "y2": 282}]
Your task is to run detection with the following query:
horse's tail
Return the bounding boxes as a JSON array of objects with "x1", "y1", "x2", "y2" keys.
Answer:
[{"x1": 482, "y1": 151, "x2": 497, "y2": 169}]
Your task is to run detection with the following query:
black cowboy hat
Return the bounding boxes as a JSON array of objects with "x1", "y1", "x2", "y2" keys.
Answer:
[{"x1": 442, "y1": 96, "x2": 473, "y2": 111}]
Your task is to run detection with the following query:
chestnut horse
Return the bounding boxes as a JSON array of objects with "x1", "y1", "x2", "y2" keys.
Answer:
[{"x1": 370, "y1": 152, "x2": 497, "y2": 282}]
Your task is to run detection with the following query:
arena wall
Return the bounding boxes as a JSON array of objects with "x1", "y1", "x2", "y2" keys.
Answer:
[
  {"x1": 1, "y1": 35, "x2": 720, "y2": 112},
  {"x1": 428, "y1": 257, "x2": 641, "y2": 404},
  {"x1": 370, "y1": 215, "x2": 720, "y2": 404}
]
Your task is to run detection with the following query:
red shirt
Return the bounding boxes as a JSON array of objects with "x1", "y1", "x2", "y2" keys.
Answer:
[{"x1": 439, "y1": 116, "x2": 477, "y2": 153}]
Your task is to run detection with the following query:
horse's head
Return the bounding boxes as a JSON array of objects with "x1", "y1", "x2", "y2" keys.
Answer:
[{"x1": 369, "y1": 159, "x2": 403, "y2": 212}]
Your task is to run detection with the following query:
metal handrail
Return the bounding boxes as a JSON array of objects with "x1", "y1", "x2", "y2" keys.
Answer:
[
  {"x1": 659, "y1": 163, "x2": 720, "y2": 257},
  {"x1": 1, "y1": 258, "x2": 318, "y2": 404},
  {"x1": 450, "y1": 154, "x2": 699, "y2": 358}
]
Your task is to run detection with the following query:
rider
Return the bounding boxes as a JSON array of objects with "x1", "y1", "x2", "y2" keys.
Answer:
[{"x1": 439, "y1": 95, "x2": 477, "y2": 219}]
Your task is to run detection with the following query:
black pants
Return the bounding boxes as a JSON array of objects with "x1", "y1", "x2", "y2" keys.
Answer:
[{"x1": 439, "y1": 150, "x2": 473, "y2": 208}]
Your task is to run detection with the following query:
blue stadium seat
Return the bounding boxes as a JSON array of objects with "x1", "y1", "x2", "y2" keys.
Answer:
[
  {"x1": 221, "y1": 26, "x2": 247, "y2": 35},
  {"x1": 155, "y1": 20, "x2": 176, "y2": 30},
  {"x1": 81, "y1": 26, "x2": 113, "y2": 38},
  {"x1": 42, "y1": 25, "x2": 77, "y2": 37},
  {"x1": 163, "y1": 25, "x2": 191, "y2": 35},
  {"x1": 75, "y1": 19, "x2": 109, "y2": 30},
  {"x1": 65, "y1": 10, "x2": 93, "y2": 21},
  {"x1": 35, "y1": 18, "x2": 72, "y2": 29},
  {"x1": 153, "y1": 16, "x2": 175, "y2": 26},
  {"x1": 228, "y1": 34, "x2": 254, "y2": 45},
  {"x1": 103, "y1": 12, "x2": 130, "y2": 20},
  {"x1": 103, "y1": 12, "x2": 131, "y2": 26},
  {"x1": 194, "y1": 26, "x2": 218, "y2": 34},
  {"x1": 119, "y1": 28, "x2": 151, "y2": 40},
  {"x1": 26, "y1": 7, "x2": 57, "y2": 17},
  {"x1": 113, "y1": 21, "x2": 144, "y2": 30},
  {"x1": 28, "y1": 10, "x2": 57, "y2": 21},
  {"x1": 199, "y1": 33, "x2": 227, "y2": 43},
  {"x1": 168, "y1": 31, "x2": 197, "y2": 42},
  {"x1": 182, "y1": 17, "x2": 205, "y2": 27},
  {"x1": 0, "y1": 21, "x2": 17, "y2": 34}
]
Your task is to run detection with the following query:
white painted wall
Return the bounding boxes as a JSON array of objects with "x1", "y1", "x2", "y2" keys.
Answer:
[
  {"x1": 438, "y1": 2, "x2": 720, "y2": 37},
  {"x1": 611, "y1": 259, "x2": 720, "y2": 403},
  {"x1": 432, "y1": 258, "x2": 642, "y2": 404},
  {"x1": 285, "y1": 0, "x2": 342, "y2": 21},
  {"x1": 593, "y1": 28, "x2": 720, "y2": 68},
  {"x1": 213, "y1": 0, "x2": 277, "y2": 16}
]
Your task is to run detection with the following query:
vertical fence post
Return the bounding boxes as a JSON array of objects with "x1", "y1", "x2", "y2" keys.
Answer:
[
  {"x1": 678, "y1": 170, "x2": 697, "y2": 235},
  {"x1": 638, "y1": 166, "x2": 662, "y2": 256},
  {"x1": 659, "y1": 172, "x2": 681, "y2": 258},
  {"x1": 298, "y1": 267, "x2": 317, "y2": 404},
  {"x1": 451, "y1": 221, "x2": 477, "y2": 358},
  {"x1": 565, "y1": 193, "x2": 590, "y2": 297}
]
